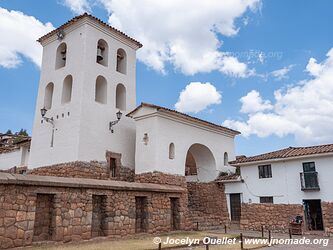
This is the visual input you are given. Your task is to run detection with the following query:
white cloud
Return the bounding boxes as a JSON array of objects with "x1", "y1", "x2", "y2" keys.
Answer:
[
  {"x1": 0, "y1": 8, "x2": 54, "y2": 68},
  {"x1": 175, "y1": 82, "x2": 222, "y2": 113},
  {"x1": 240, "y1": 90, "x2": 273, "y2": 113},
  {"x1": 270, "y1": 64, "x2": 294, "y2": 80},
  {"x1": 62, "y1": 0, "x2": 91, "y2": 14},
  {"x1": 219, "y1": 55, "x2": 254, "y2": 78},
  {"x1": 97, "y1": 0, "x2": 260, "y2": 76},
  {"x1": 306, "y1": 57, "x2": 323, "y2": 77},
  {"x1": 223, "y1": 48, "x2": 333, "y2": 144}
]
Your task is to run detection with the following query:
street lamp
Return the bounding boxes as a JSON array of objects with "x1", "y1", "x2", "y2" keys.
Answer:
[
  {"x1": 40, "y1": 107, "x2": 54, "y2": 125},
  {"x1": 40, "y1": 107, "x2": 55, "y2": 147},
  {"x1": 109, "y1": 110, "x2": 123, "y2": 133}
]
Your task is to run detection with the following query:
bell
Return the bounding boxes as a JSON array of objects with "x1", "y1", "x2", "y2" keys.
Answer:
[
  {"x1": 97, "y1": 47, "x2": 104, "y2": 62},
  {"x1": 61, "y1": 50, "x2": 66, "y2": 61}
]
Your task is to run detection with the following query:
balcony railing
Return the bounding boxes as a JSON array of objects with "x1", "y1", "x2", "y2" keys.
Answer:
[{"x1": 300, "y1": 171, "x2": 320, "y2": 191}]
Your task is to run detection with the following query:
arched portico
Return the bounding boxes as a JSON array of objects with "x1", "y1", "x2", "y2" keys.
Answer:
[{"x1": 185, "y1": 143, "x2": 216, "y2": 182}]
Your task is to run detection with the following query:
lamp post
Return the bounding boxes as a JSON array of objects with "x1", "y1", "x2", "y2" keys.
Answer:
[
  {"x1": 40, "y1": 107, "x2": 55, "y2": 147},
  {"x1": 109, "y1": 110, "x2": 122, "y2": 133}
]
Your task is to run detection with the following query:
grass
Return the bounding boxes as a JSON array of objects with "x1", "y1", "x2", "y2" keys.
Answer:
[{"x1": 30, "y1": 231, "x2": 267, "y2": 250}]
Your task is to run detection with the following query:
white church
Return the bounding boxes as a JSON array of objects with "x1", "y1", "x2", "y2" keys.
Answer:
[{"x1": 2, "y1": 13, "x2": 238, "y2": 182}]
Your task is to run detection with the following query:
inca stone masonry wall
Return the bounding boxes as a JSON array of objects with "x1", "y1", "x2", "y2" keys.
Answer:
[
  {"x1": 28, "y1": 161, "x2": 134, "y2": 182},
  {"x1": 0, "y1": 174, "x2": 185, "y2": 249},
  {"x1": 135, "y1": 172, "x2": 230, "y2": 230},
  {"x1": 240, "y1": 203, "x2": 303, "y2": 232},
  {"x1": 187, "y1": 182, "x2": 229, "y2": 230},
  {"x1": 134, "y1": 171, "x2": 187, "y2": 187},
  {"x1": 322, "y1": 202, "x2": 333, "y2": 234}
]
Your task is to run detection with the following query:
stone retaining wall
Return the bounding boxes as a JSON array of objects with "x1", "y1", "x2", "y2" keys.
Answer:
[
  {"x1": 322, "y1": 202, "x2": 333, "y2": 234},
  {"x1": 0, "y1": 174, "x2": 186, "y2": 249},
  {"x1": 28, "y1": 161, "x2": 134, "y2": 182},
  {"x1": 240, "y1": 203, "x2": 303, "y2": 232},
  {"x1": 134, "y1": 171, "x2": 187, "y2": 187},
  {"x1": 187, "y1": 182, "x2": 229, "y2": 230}
]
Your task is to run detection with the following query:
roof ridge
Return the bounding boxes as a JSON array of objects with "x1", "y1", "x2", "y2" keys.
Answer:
[
  {"x1": 37, "y1": 13, "x2": 142, "y2": 48},
  {"x1": 231, "y1": 143, "x2": 333, "y2": 164},
  {"x1": 127, "y1": 102, "x2": 240, "y2": 135}
]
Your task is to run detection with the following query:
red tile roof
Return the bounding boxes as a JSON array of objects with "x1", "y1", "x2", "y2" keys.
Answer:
[
  {"x1": 230, "y1": 144, "x2": 333, "y2": 165},
  {"x1": 127, "y1": 102, "x2": 240, "y2": 136},
  {"x1": 215, "y1": 173, "x2": 241, "y2": 182},
  {"x1": 37, "y1": 13, "x2": 142, "y2": 48},
  {"x1": 0, "y1": 136, "x2": 31, "y2": 154}
]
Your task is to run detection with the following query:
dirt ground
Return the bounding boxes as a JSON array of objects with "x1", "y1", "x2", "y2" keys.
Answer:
[{"x1": 29, "y1": 231, "x2": 266, "y2": 250}]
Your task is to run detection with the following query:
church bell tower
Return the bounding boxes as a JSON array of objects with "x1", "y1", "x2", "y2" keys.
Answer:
[{"x1": 28, "y1": 14, "x2": 142, "y2": 169}]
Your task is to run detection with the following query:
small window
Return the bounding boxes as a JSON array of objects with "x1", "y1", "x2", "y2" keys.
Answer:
[
  {"x1": 95, "y1": 75, "x2": 107, "y2": 104},
  {"x1": 96, "y1": 39, "x2": 108, "y2": 66},
  {"x1": 169, "y1": 143, "x2": 175, "y2": 159},
  {"x1": 235, "y1": 166, "x2": 241, "y2": 175},
  {"x1": 44, "y1": 82, "x2": 54, "y2": 109},
  {"x1": 303, "y1": 162, "x2": 316, "y2": 172},
  {"x1": 260, "y1": 197, "x2": 273, "y2": 203},
  {"x1": 115, "y1": 83, "x2": 126, "y2": 110},
  {"x1": 224, "y1": 152, "x2": 228, "y2": 166},
  {"x1": 258, "y1": 164, "x2": 272, "y2": 179},
  {"x1": 55, "y1": 43, "x2": 67, "y2": 69},
  {"x1": 61, "y1": 75, "x2": 73, "y2": 104},
  {"x1": 116, "y1": 48, "x2": 127, "y2": 74}
]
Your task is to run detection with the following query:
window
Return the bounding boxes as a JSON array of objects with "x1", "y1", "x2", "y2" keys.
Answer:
[
  {"x1": 303, "y1": 162, "x2": 316, "y2": 172},
  {"x1": 235, "y1": 166, "x2": 241, "y2": 175},
  {"x1": 95, "y1": 76, "x2": 107, "y2": 104},
  {"x1": 169, "y1": 143, "x2": 175, "y2": 159},
  {"x1": 61, "y1": 75, "x2": 73, "y2": 104},
  {"x1": 44, "y1": 82, "x2": 54, "y2": 109},
  {"x1": 115, "y1": 83, "x2": 126, "y2": 110},
  {"x1": 258, "y1": 164, "x2": 272, "y2": 178},
  {"x1": 301, "y1": 162, "x2": 319, "y2": 190},
  {"x1": 224, "y1": 152, "x2": 228, "y2": 166},
  {"x1": 260, "y1": 197, "x2": 273, "y2": 203},
  {"x1": 116, "y1": 48, "x2": 126, "y2": 74},
  {"x1": 96, "y1": 39, "x2": 108, "y2": 66},
  {"x1": 55, "y1": 43, "x2": 67, "y2": 69}
]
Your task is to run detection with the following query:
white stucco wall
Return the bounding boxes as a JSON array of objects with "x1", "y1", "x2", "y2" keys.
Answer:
[
  {"x1": 224, "y1": 155, "x2": 333, "y2": 205},
  {"x1": 132, "y1": 107, "x2": 237, "y2": 182},
  {"x1": 0, "y1": 147, "x2": 29, "y2": 169},
  {"x1": 29, "y1": 18, "x2": 139, "y2": 168}
]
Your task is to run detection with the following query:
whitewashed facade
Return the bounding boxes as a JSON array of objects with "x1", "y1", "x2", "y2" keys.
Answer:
[{"x1": 28, "y1": 16, "x2": 140, "y2": 169}]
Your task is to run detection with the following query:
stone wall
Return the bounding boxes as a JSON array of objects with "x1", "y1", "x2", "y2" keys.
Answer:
[
  {"x1": 33, "y1": 194, "x2": 56, "y2": 242},
  {"x1": 322, "y1": 202, "x2": 333, "y2": 234},
  {"x1": 28, "y1": 161, "x2": 134, "y2": 182},
  {"x1": 240, "y1": 203, "x2": 303, "y2": 232},
  {"x1": 134, "y1": 172, "x2": 191, "y2": 230},
  {"x1": 134, "y1": 171, "x2": 187, "y2": 187},
  {"x1": 187, "y1": 182, "x2": 229, "y2": 230},
  {"x1": 0, "y1": 174, "x2": 186, "y2": 249}
]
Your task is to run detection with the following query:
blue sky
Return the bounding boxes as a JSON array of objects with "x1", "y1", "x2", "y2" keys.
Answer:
[{"x1": 1, "y1": 0, "x2": 333, "y2": 156}]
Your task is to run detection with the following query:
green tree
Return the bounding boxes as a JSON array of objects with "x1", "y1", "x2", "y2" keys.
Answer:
[
  {"x1": 17, "y1": 129, "x2": 28, "y2": 136},
  {"x1": 5, "y1": 129, "x2": 12, "y2": 134}
]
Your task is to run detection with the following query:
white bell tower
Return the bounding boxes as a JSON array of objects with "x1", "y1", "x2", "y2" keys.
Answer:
[{"x1": 28, "y1": 14, "x2": 142, "y2": 169}]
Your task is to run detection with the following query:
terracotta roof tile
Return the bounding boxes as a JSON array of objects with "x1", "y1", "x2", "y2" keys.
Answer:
[
  {"x1": 215, "y1": 173, "x2": 241, "y2": 182},
  {"x1": 230, "y1": 144, "x2": 333, "y2": 165},
  {"x1": 127, "y1": 102, "x2": 240, "y2": 136},
  {"x1": 37, "y1": 13, "x2": 142, "y2": 48}
]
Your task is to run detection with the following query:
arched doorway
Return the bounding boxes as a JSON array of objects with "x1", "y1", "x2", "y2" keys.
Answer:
[{"x1": 185, "y1": 143, "x2": 216, "y2": 182}]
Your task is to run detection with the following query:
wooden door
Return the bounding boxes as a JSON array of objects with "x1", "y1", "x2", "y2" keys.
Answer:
[{"x1": 230, "y1": 193, "x2": 241, "y2": 221}]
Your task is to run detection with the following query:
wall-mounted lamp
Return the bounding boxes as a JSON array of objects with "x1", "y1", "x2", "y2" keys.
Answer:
[
  {"x1": 41, "y1": 107, "x2": 55, "y2": 147},
  {"x1": 109, "y1": 110, "x2": 122, "y2": 133}
]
